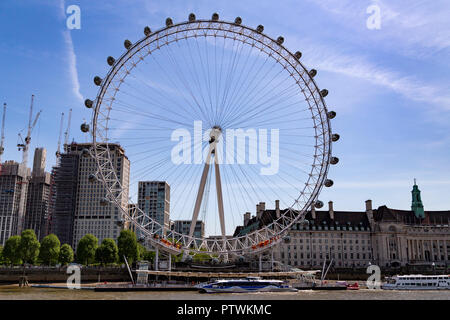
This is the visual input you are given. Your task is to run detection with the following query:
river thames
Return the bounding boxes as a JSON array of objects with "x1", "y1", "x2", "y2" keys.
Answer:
[{"x1": 0, "y1": 286, "x2": 448, "y2": 300}]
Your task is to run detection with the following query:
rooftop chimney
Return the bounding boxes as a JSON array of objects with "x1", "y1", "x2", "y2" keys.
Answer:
[
  {"x1": 275, "y1": 200, "x2": 280, "y2": 218},
  {"x1": 311, "y1": 204, "x2": 316, "y2": 220},
  {"x1": 257, "y1": 202, "x2": 265, "y2": 219},
  {"x1": 365, "y1": 199, "x2": 374, "y2": 229},
  {"x1": 244, "y1": 212, "x2": 251, "y2": 226},
  {"x1": 365, "y1": 199, "x2": 372, "y2": 212},
  {"x1": 328, "y1": 201, "x2": 334, "y2": 220}
]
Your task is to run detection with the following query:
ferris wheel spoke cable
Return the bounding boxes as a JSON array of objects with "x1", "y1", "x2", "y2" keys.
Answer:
[
  {"x1": 140, "y1": 56, "x2": 205, "y2": 122},
  {"x1": 236, "y1": 74, "x2": 300, "y2": 120},
  {"x1": 168, "y1": 39, "x2": 212, "y2": 123},
  {"x1": 226, "y1": 161, "x2": 264, "y2": 211},
  {"x1": 224, "y1": 80, "x2": 303, "y2": 128},
  {"x1": 217, "y1": 39, "x2": 247, "y2": 124},
  {"x1": 223, "y1": 164, "x2": 258, "y2": 222},
  {"x1": 215, "y1": 38, "x2": 239, "y2": 124},
  {"x1": 112, "y1": 96, "x2": 197, "y2": 128},
  {"x1": 218, "y1": 40, "x2": 259, "y2": 125},
  {"x1": 178, "y1": 39, "x2": 213, "y2": 124},
  {"x1": 221, "y1": 166, "x2": 239, "y2": 231},
  {"x1": 195, "y1": 37, "x2": 215, "y2": 120},
  {"x1": 219, "y1": 52, "x2": 271, "y2": 125},
  {"x1": 171, "y1": 160, "x2": 207, "y2": 221},
  {"x1": 226, "y1": 66, "x2": 289, "y2": 122},
  {"x1": 148, "y1": 54, "x2": 209, "y2": 124},
  {"x1": 234, "y1": 106, "x2": 311, "y2": 129},
  {"x1": 122, "y1": 73, "x2": 192, "y2": 119},
  {"x1": 220, "y1": 54, "x2": 281, "y2": 125},
  {"x1": 145, "y1": 141, "x2": 207, "y2": 211},
  {"x1": 234, "y1": 149, "x2": 293, "y2": 209},
  {"x1": 218, "y1": 38, "x2": 248, "y2": 124},
  {"x1": 182, "y1": 37, "x2": 211, "y2": 122},
  {"x1": 164, "y1": 44, "x2": 213, "y2": 127}
]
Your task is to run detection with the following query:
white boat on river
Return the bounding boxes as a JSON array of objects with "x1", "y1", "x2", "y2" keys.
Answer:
[
  {"x1": 382, "y1": 274, "x2": 450, "y2": 290},
  {"x1": 197, "y1": 276, "x2": 298, "y2": 293}
]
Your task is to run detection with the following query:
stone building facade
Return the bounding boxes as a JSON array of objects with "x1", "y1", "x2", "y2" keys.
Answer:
[
  {"x1": 234, "y1": 182, "x2": 449, "y2": 269},
  {"x1": 0, "y1": 161, "x2": 29, "y2": 245},
  {"x1": 51, "y1": 142, "x2": 130, "y2": 249}
]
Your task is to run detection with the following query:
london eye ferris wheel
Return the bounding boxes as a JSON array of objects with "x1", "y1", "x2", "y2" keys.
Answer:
[{"x1": 83, "y1": 13, "x2": 340, "y2": 258}]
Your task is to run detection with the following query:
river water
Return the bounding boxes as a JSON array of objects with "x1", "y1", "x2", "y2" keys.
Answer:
[{"x1": 0, "y1": 286, "x2": 449, "y2": 300}]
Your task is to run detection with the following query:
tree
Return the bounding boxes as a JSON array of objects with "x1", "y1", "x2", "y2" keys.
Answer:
[
  {"x1": 19, "y1": 229, "x2": 40, "y2": 265},
  {"x1": 95, "y1": 238, "x2": 119, "y2": 265},
  {"x1": 137, "y1": 243, "x2": 146, "y2": 260},
  {"x1": 0, "y1": 245, "x2": 4, "y2": 265},
  {"x1": 39, "y1": 234, "x2": 61, "y2": 266},
  {"x1": 117, "y1": 230, "x2": 139, "y2": 263},
  {"x1": 3, "y1": 236, "x2": 22, "y2": 265},
  {"x1": 76, "y1": 234, "x2": 98, "y2": 265},
  {"x1": 142, "y1": 249, "x2": 155, "y2": 263},
  {"x1": 59, "y1": 244, "x2": 74, "y2": 265}
]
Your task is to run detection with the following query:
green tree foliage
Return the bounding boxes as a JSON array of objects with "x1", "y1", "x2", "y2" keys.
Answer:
[
  {"x1": 137, "y1": 243, "x2": 146, "y2": 260},
  {"x1": 192, "y1": 252, "x2": 212, "y2": 262},
  {"x1": 3, "y1": 236, "x2": 22, "y2": 265},
  {"x1": 95, "y1": 238, "x2": 119, "y2": 265},
  {"x1": 59, "y1": 244, "x2": 74, "y2": 265},
  {"x1": 19, "y1": 229, "x2": 40, "y2": 264},
  {"x1": 142, "y1": 249, "x2": 155, "y2": 263},
  {"x1": 76, "y1": 234, "x2": 98, "y2": 265},
  {"x1": 117, "y1": 230, "x2": 139, "y2": 263},
  {"x1": 39, "y1": 234, "x2": 61, "y2": 265},
  {"x1": 0, "y1": 245, "x2": 4, "y2": 265}
]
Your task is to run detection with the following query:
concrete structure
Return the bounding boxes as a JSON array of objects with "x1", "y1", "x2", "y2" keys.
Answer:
[
  {"x1": 173, "y1": 220, "x2": 205, "y2": 239},
  {"x1": 52, "y1": 142, "x2": 130, "y2": 249},
  {"x1": 234, "y1": 182, "x2": 449, "y2": 270},
  {"x1": 24, "y1": 148, "x2": 51, "y2": 241},
  {"x1": 137, "y1": 181, "x2": 170, "y2": 236},
  {"x1": 51, "y1": 152, "x2": 79, "y2": 245},
  {"x1": 0, "y1": 161, "x2": 30, "y2": 245},
  {"x1": 71, "y1": 143, "x2": 130, "y2": 249}
]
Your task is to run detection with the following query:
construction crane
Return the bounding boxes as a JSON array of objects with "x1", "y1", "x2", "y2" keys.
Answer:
[
  {"x1": 0, "y1": 103, "x2": 6, "y2": 165},
  {"x1": 56, "y1": 112, "x2": 65, "y2": 158},
  {"x1": 16, "y1": 94, "x2": 42, "y2": 234},
  {"x1": 63, "y1": 108, "x2": 72, "y2": 151}
]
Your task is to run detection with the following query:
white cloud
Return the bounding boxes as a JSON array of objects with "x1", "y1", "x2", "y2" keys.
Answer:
[
  {"x1": 287, "y1": 37, "x2": 450, "y2": 111},
  {"x1": 59, "y1": 0, "x2": 83, "y2": 103},
  {"x1": 336, "y1": 179, "x2": 450, "y2": 189}
]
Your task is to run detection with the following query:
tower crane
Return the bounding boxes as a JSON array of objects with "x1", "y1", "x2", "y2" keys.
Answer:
[
  {"x1": 56, "y1": 112, "x2": 65, "y2": 159},
  {"x1": 63, "y1": 108, "x2": 72, "y2": 150},
  {"x1": 16, "y1": 94, "x2": 42, "y2": 234},
  {"x1": 0, "y1": 103, "x2": 6, "y2": 166}
]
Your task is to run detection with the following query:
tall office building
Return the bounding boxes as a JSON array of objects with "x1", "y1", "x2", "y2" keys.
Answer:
[
  {"x1": 52, "y1": 142, "x2": 130, "y2": 249},
  {"x1": 173, "y1": 220, "x2": 205, "y2": 239},
  {"x1": 138, "y1": 181, "x2": 170, "y2": 236},
  {"x1": 24, "y1": 148, "x2": 51, "y2": 241},
  {"x1": 51, "y1": 152, "x2": 79, "y2": 245},
  {"x1": 0, "y1": 161, "x2": 30, "y2": 245}
]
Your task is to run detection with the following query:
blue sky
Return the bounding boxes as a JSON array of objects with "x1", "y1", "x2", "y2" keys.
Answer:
[{"x1": 1, "y1": 0, "x2": 450, "y2": 225}]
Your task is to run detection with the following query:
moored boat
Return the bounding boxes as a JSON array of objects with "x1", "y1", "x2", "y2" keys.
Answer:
[
  {"x1": 346, "y1": 282, "x2": 360, "y2": 290},
  {"x1": 197, "y1": 276, "x2": 298, "y2": 293},
  {"x1": 382, "y1": 274, "x2": 450, "y2": 290}
]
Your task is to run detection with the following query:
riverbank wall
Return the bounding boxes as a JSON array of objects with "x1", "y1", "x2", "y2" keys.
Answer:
[{"x1": 0, "y1": 266, "x2": 130, "y2": 284}]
